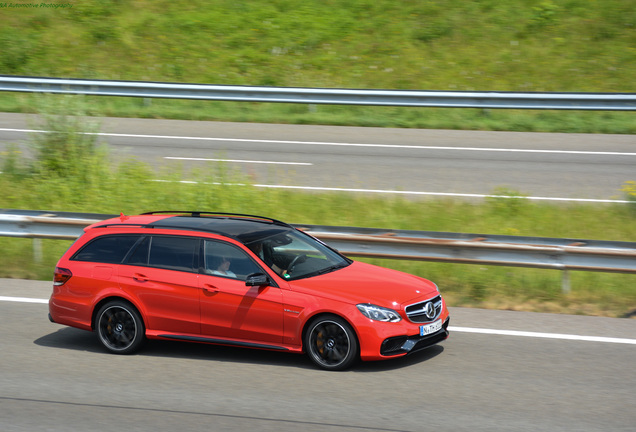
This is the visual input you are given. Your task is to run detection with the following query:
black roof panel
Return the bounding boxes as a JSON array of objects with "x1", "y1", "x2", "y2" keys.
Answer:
[{"x1": 147, "y1": 216, "x2": 293, "y2": 245}]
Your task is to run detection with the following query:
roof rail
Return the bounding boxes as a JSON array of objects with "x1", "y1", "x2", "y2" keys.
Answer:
[
  {"x1": 140, "y1": 211, "x2": 291, "y2": 227},
  {"x1": 94, "y1": 223, "x2": 146, "y2": 228}
]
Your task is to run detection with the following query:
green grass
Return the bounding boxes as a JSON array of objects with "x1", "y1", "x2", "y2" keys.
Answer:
[
  {"x1": 1, "y1": 0, "x2": 635, "y2": 132},
  {"x1": 1, "y1": 107, "x2": 635, "y2": 318}
]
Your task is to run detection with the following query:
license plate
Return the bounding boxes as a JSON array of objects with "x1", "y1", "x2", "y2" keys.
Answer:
[{"x1": 420, "y1": 320, "x2": 442, "y2": 336}]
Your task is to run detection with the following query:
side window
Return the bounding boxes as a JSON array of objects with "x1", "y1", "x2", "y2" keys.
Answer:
[
  {"x1": 148, "y1": 236, "x2": 199, "y2": 273},
  {"x1": 204, "y1": 240, "x2": 262, "y2": 281},
  {"x1": 72, "y1": 235, "x2": 141, "y2": 264},
  {"x1": 126, "y1": 236, "x2": 150, "y2": 265}
]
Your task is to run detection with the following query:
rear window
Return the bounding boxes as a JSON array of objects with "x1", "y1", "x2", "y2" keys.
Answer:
[{"x1": 72, "y1": 235, "x2": 142, "y2": 264}]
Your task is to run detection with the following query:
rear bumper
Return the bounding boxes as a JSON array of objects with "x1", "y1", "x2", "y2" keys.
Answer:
[
  {"x1": 380, "y1": 317, "x2": 450, "y2": 357},
  {"x1": 48, "y1": 296, "x2": 93, "y2": 331}
]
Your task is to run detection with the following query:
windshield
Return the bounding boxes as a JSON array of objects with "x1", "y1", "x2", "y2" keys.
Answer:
[{"x1": 246, "y1": 229, "x2": 351, "y2": 280}]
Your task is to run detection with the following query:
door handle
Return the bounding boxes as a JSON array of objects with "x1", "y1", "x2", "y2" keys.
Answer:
[
  {"x1": 133, "y1": 273, "x2": 149, "y2": 282},
  {"x1": 202, "y1": 284, "x2": 219, "y2": 293}
]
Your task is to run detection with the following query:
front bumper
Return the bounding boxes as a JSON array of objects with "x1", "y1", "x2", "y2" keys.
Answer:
[{"x1": 380, "y1": 317, "x2": 450, "y2": 356}]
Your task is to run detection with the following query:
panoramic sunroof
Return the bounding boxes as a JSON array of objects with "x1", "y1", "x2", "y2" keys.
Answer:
[{"x1": 148, "y1": 216, "x2": 291, "y2": 244}]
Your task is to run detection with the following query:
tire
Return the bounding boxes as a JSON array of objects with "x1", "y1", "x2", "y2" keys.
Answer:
[
  {"x1": 304, "y1": 315, "x2": 359, "y2": 371},
  {"x1": 96, "y1": 300, "x2": 145, "y2": 354}
]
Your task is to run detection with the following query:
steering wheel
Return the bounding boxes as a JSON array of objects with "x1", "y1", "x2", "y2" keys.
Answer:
[{"x1": 287, "y1": 254, "x2": 306, "y2": 274}]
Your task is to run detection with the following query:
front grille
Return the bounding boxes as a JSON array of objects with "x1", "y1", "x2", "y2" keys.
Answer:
[{"x1": 405, "y1": 295, "x2": 442, "y2": 323}]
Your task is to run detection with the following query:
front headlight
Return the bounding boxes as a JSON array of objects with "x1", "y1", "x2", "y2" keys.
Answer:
[{"x1": 356, "y1": 304, "x2": 402, "y2": 322}]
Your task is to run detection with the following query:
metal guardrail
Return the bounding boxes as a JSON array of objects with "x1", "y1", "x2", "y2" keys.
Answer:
[
  {"x1": 1, "y1": 75, "x2": 635, "y2": 110},
  {"x1": 2, "y1": 210, "x2": 635, "y2": 294},
  {"x1": 298, "y1": 225, "x2": 636, "y2": 274}
]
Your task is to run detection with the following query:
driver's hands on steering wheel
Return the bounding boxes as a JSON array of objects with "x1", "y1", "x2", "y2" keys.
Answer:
[{"x1": 283, "y1": 254, "x2": 306, "y2": 279}]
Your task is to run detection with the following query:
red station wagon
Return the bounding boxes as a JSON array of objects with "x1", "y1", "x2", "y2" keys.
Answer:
[{"x1": 49, "y1": 212, "x2": 450, "y2": 370}]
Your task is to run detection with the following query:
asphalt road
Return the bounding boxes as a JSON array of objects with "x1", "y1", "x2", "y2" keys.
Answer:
[
  {"x1": 1, "y1": 112, "x2": 634, "y2": 202},
  {"x1": 2, "y1": 278, "x2": 635, "y2": 432}
]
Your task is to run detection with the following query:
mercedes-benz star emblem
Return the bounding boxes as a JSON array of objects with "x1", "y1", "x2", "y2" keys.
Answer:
[{"x1": 424, "y1": 302, "x2": 436, "y2": 320}]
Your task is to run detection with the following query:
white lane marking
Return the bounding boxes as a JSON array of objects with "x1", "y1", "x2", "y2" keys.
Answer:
[
  {"x1": 164, "y1": 156, "x2": 312, "y2": 166},
  {"x1": 0, "y1": 296, "x2": 48, "y2": 304},
  {"x1": 449, "y1": 326, "x2": 636, "y2": 345},
  {"x1": 252, "y1": 184, "x2": 632, "y2": 204},
  {"x1": 2, "y1": 128, "x2": 635, "y2": 156},
  {"x1": 150, "y1": 180, "x2": 631, "y2": 204},
  {"x1": 2, "y1": 296, "x2": 634, "y2": 345},
  {"x1": 149, "y1": 179, "x2": 630, "y2": 203}
]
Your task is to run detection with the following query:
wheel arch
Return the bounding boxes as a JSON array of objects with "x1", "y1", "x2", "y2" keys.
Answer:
[
  {"x1": 91, "y1": 296, "x2": 146, "y2": 331},
  {"x1": 300, "y1": 311, "x2": 360, "y2": 355}
]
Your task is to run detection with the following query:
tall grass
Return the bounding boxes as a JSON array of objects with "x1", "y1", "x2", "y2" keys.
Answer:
[{"x1": 1, "y1": 106, "x2": 635, "y2": 317}]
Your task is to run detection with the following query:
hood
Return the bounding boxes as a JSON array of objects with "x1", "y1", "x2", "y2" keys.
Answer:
[{"x1": 288, "y1": 261, "x2": 439, "y2": 308}]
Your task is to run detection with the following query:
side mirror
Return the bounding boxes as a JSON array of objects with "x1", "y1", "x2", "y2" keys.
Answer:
[{"x1": 245, "y1": 273, "x2": 270, "y2": 287}]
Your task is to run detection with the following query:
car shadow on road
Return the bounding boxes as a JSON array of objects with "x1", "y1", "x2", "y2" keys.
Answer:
[
  {"x1": 144, "y1": 338, "x2": 314, "y2": 368},
  {"x1": 353, "y1": 345, "x2": 445, "y2": 373},
  {"x1": 35, "y1": 328, "x2": 445, "y2": 371},
  {"x1": 34, "y1": 327, "x2": 105, "y2": 353}
]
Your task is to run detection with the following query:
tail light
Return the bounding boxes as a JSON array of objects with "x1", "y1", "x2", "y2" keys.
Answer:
[{"x1": 54, "y1": 267, "x2": 72, "y2": 286}]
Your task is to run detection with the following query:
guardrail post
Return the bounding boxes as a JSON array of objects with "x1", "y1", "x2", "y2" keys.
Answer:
[
  {"x1": 561, "y1": 270, "x2": 571, "y2": 294},
  {"x1": 33, "y1": 238, "x2": 42, "y2": 264}
]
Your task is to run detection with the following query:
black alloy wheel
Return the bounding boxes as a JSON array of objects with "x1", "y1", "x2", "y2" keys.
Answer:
[
  {"x1": 304, "y1": 316, "x2": 359, "y2": 371},
  {"x1": 96, "y1": 300, "x2": 145, "y2": 354}
]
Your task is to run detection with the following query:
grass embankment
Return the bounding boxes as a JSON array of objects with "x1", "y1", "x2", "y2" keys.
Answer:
[
  {"x1": 2, "y1": 109, "x2": 635, "y2": 318},
  {"x1": 1, "y1": 0, "x2": 635, "y2": 132}
]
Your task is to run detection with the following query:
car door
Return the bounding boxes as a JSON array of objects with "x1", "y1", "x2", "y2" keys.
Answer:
[
  {"x1": 199, "y1": 239, "x2": 284, "y2": 344},
  {"x1": 118, "y1": 235, "x2": 201, "y2": 335}
]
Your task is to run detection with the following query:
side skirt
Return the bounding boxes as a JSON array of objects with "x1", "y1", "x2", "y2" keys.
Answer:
[{"x1": 157, "y1": 334, "x2": 290, "y2": 351}]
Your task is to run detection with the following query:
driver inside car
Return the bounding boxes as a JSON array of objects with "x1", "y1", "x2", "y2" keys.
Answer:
[{"x1": 247, "y1": 239, "x2": 289, "y2": 278}]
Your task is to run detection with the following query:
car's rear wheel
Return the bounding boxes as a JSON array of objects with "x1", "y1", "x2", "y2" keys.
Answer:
[
  {"x1": 304, "y1": 316, "x2": 359, "y2": 371},
  {"x1": 96, "y1": 300, "x2": 145, "y2": 354}
]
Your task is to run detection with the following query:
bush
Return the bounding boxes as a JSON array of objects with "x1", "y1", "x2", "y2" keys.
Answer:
[{"x1": 29, "y1": 96, "x2": 108, "y2": 183}]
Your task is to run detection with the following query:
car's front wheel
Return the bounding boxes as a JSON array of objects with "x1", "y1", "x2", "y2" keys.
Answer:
[
  {"x1": 304, "y1": 315, "x2": 359, "y2": 371},
  {"x1": 96, "y1": 300, "x2": 145, "y2": 354}
]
